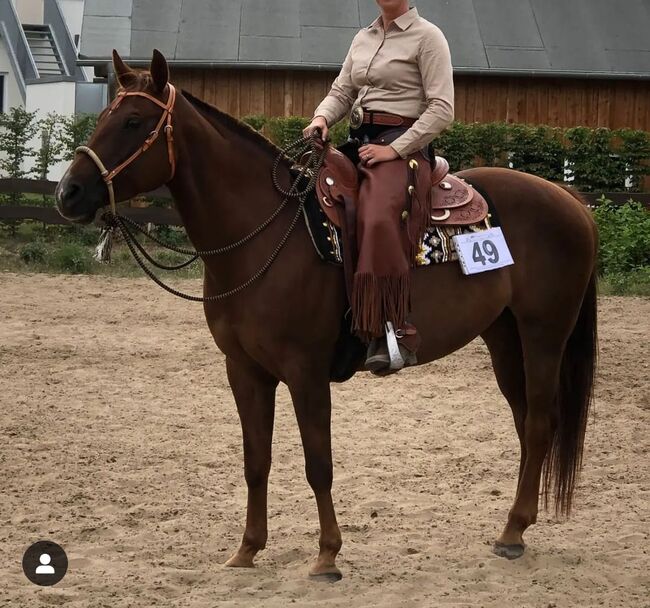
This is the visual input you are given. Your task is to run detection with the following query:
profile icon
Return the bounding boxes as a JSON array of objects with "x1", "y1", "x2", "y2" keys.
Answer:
[
  {"x1": 35, "y1": 553, "x2": 55, "y2": 575},
  {"x1": 22, "y1": 541, "x2": 67, "y2": 586}
]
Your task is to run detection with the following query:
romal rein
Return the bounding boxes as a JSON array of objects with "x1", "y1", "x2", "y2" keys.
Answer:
[{"x1": 75, "y1": 84, "x2": 326, "y2": 302}]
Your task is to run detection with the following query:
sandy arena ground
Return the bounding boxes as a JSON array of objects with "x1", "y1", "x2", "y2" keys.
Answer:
[{"x1": 0, "y1": 272, "x2": 648, "y2": 607}]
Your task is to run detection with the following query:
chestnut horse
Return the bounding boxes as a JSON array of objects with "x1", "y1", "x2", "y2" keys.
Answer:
[{"x1": 56, "y1": 51, "x2": 598, "y2": 580}]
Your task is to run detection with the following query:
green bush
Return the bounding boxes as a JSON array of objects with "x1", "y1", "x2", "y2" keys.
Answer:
[
  {"x1": 565, "y1": 127, "x2": 627, "y2": 192},
  {"x1": 431, "y1": 121, "x2": 476, "y2": 171},
  {"x1": 155, "y1": 225, "x2": 189, "y2": 247},
  {"x1": 241, "y1": 115, "x2": 267, "y2": 132},
  {"x1": 593, "y1": 198, "x2": 650, "y2": 274},
  {"x1": 472, "y1": 122, "x2": 509, "y2": 167},
  {"x1": 508, "y1": 124, "x2": 566, "y2": 181},
  {"x1": 599, "y1": 267, "x2": 650, "y2": 296},
  {"x1": 618, "y1": 129, "x2": 650, "y2": 191},
  {"x1": 19, "y1": 240, "x2": 47, "y2": 264},
  {"x1": 267, "y1": 116, "x2": 310, "y2": 149},
  {"x1": 52, "y1": 243, "x2": 92, "y2": 274}
]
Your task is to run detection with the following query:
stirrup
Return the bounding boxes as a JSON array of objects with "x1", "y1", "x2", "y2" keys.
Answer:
[{"x1": 385, "y1": 321, "x2": 405, "y2": 371}]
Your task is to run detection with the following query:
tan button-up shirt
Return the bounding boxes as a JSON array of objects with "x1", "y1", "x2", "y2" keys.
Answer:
[{"x1": 313, "y1": 7, "x2": 454, "y2": 158}]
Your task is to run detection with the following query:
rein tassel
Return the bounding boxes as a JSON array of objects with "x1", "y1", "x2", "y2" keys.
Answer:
[{"x1": 94, "y1": 226, "x2": 115, "y2": 263}]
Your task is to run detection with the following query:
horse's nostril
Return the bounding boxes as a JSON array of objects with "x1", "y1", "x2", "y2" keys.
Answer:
[{"x1": 62, "y1": 181, "x2": 84, "y2": 205}]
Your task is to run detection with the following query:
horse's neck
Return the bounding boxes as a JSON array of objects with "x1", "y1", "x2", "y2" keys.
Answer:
[{"x1": 167, "y1": 99, "x2": 287, "y2": 253}]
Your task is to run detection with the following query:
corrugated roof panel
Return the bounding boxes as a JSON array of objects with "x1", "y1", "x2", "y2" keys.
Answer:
[
  {"x1": 176, "y1": 0, "x2": 241, "y2": 61},
  {"x1": 132, "y1": 0, "x2": 180, "y2": 33},
  {"x1": 85, "y1": 0, "x2": 132, "y2": 18},
  {"x1": 240, "y1": 35, "x2": 301, "y2": 63},
  {"x1": 131, "y1": 29, "x2": 177, "y2": 59},
  {"x1": 301, "y1": 26, "x2": 358, "y2": 64},
  {"x1": 79, "y1": 0, "x2": 650, "y2": 78},
  {"x1": 416, "y1": 0, "x2": 489, "y2": 68},
  {"x1": 301, "y1": 0, "x2": 361, "y2": 28},
  {"x1": 474, "y1": 0, "x2": 543, "y2": 48},
  {"x1": 486, "y1": 47, "x2": 551, "y2": 71},
  {"x1": 241, "y1": 0, "x2": 301, "y2": 38},
  {"x1": 82, "y1": 16, "x2": 131, "y2": 56}
]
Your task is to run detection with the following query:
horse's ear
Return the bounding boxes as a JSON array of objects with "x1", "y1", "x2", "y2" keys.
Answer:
[
  {"x1": 150, "y1": 49, "x2": 169, "y2": 93},
  {"x1": 112, "y1": 49, "x2": 136, "y2": 88}
]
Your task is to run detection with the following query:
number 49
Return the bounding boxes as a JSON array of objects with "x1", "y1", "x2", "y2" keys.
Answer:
[{"x1": 472, "y1": 240, "x2": 500, "y2": 265}]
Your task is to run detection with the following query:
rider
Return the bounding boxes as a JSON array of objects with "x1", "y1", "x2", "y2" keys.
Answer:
[{"x1": 304, "y1": 1, "x2": 455, "y2": 373}]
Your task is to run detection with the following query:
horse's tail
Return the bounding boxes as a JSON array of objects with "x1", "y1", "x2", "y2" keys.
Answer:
[{"x1": 543, "y1": 268, "x2": 598, "y2": 516}]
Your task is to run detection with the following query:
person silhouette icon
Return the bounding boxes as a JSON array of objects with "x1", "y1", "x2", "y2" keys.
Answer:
[{"x1": 35, "y1": 553, "x2": 55, "y2": 575}]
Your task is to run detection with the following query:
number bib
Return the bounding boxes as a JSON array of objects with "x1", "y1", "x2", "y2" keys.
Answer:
[{"x1": 452, "y1": 227, "x2": 514, "y2": 275}]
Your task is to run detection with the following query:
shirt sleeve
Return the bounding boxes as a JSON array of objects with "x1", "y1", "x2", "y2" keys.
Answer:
[
  {"x1": 390, "y1": 27, "x2": 455, "y2": 158},
  {"x1": 312, "y1": 38, "x2": 359, "y2": 126}
]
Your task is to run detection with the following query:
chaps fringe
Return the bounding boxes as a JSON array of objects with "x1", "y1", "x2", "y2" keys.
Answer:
[{"x1": 352, "y1": 272, "x2": 410, "y2": 339}]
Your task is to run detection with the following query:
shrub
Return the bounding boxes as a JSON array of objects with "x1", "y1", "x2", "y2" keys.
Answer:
[
  {"x1": 241, "y1": 115, "x2": 267, "y2": 131},
  {"x1": 472, "y1": 122, "x2": 509, "y2": 167},
  {"x1": 508, "y1": 124, "x2": 566, "y2": 181},
  {"x1": 431, "y1": 121, "x2": 476, "y2": 171},
  {"x1": 267, "y1": 116, "x2": 310, "y2": 149},
  {"x1": 592, "y1": 198, "x2": 650, "y2": 274},
  {"x1": 19, "y1": 240, "x2": 47, "y2": 264},
  {"x1": 617, "y1": 129, "x2": 650, "y2": 191},
  {"x1": 565, "y1": 127, "x2": 627, "y2": 192},
  {"x1": 52, "y1": 243, "x2": 92, "y2": 274},
  {"x1": 60, "y1": 114, "x2": 98, "y2": 161}
]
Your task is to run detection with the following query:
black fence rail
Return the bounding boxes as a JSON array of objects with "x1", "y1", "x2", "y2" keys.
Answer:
[{"x1": 0, "y1": 178, "x2": 648, "y2": 227}]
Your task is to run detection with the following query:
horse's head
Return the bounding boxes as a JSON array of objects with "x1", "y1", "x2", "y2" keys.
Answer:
[{"x1": 56, "y1": 50, "x2": 175, "y2": 224}]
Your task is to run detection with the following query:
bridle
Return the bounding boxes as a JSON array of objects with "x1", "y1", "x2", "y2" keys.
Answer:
[
  {"x1": 77, "y1": 81, "x2": 326, "y2": 302},
  {"x1": 75, "y1": 84, "x2": 177, "y2": 214}
]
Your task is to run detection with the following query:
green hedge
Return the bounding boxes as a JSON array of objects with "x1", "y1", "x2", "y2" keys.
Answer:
[{"x1": 243, "y1": 116, "x2": 650, "y2": 192}]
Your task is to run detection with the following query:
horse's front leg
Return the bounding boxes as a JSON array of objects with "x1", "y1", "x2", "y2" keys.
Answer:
[
  {"x1": 287, "y1": 366, "x2": 343, "y2": 581},
  {"x1": 224, "y1": 356, "x2": 278, "y2": 568}
]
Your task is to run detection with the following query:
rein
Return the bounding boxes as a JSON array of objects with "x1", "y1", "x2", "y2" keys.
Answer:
[{"x1": 85, "y1": 87, "x2": 325, "y2": 301}]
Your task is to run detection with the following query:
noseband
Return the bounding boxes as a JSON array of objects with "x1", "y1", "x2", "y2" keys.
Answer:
[{"x1": 76, "y1": 83, "x2": 177, "y2": 214}]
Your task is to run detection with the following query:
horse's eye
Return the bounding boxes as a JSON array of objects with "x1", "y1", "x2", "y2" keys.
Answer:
[{"x1": 124, "y1": 116, "x2": 141, "y2": 129}]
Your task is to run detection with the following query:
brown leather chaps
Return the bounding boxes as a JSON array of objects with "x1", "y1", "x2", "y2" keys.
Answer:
[{"x1": 352, "y1": 138, "x2": 432, "y2": 340}]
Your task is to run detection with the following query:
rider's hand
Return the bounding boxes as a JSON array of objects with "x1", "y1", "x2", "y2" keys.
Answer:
[
  {"x1": 359, "y1": 144, "x2": 400, "y2": 167},
  {"x1": 303, "y1": 116, "x2": 329, "y2": 141}
]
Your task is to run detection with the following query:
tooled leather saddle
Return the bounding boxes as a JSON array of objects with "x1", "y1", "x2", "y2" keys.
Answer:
[{"x1": 315, "y1": 148, "x2": 489, "y2": 231}]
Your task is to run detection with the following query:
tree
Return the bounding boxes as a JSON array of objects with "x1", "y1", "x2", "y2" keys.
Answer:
[
  {"x1": 60, "y1": 114, "x2": 98, "y2": 161},
  {"x1": 33, "y1": 112, "x2": 65, "y2": 181}
]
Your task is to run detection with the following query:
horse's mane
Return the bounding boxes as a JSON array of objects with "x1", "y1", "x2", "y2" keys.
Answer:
[
  {"x1": 117, "y1": 71, "x2": 289, "y2": 163},
  {"x1": 181, "y1": 89, "x2": 286, "y2": 162}
]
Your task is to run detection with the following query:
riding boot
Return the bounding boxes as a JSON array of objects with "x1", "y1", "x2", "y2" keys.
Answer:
[{"x1": 364, "y1": 322, "x2": 420, "y2": 374}]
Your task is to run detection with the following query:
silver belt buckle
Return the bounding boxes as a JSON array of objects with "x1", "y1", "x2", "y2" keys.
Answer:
[{"x1": 350, "y1": 106, "x2": 364, "y2": 130}]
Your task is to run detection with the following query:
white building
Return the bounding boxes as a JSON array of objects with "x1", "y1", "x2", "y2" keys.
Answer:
[{"x1": 0, "y1": 0, "x2": 106, "y2": 176}]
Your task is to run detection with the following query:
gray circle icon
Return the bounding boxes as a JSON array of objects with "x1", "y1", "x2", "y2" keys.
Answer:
[{"x1": 22, "y1": 541, "x2": 68, "y2": 586}]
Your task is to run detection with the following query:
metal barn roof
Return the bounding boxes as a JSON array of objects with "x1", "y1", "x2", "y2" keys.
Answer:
[{"x1": 80, "y1": 0, "x2": 650, "y2": 79}]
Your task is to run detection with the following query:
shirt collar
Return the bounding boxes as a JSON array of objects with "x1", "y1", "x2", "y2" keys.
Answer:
[{"x1": 369, "y1": 7, "x2": 419, "y2": 32}]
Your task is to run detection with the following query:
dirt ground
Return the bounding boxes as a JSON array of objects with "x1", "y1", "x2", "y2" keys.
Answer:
[{"x1": 0, "y1": 272, "x2": 648, "y2": 608}]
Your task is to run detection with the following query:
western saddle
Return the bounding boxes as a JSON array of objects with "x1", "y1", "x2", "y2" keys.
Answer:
[{"x1": 315, "y1": 147, "x2": 488, "y2": 230}]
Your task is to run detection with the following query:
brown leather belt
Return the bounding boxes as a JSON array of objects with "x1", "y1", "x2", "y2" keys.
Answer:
[
  {"x1": 350, "y1": 106, "x2": 416, "y2": 130},
  {"x1": 363, "y1": 111, "x2": 416, "y2": 128}
]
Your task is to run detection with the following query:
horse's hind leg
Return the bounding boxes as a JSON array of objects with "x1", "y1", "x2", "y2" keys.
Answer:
[
  {"x1": 224, "y1": 357, "x2": 278, "y2": 568},
  {"x1": 481, "y1": 309, "x2": 527, "y2": 488},
  {"x1": 493, "y1": 321, "x2": 565, "y2": 559},
  {"x1": 287, "y1": 367, "x2": 343, "y2": 581}
]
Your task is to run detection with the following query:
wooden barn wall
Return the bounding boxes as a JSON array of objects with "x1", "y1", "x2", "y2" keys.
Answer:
[{"x1": 170, "y1": 68, "x2": 650, "y2": 131}]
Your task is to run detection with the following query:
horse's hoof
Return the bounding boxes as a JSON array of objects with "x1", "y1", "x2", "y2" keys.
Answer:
[
  {"x1": 224, "y1": 555, "x2": 255, "y2": 568},
  {"x1": 309, "y1": 570, "x2": 343, "y2": 583},
  {"x1": 492, "y1": 542, "x2": 525, "y2": 560}
]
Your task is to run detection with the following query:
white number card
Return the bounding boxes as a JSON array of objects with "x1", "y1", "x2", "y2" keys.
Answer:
[{"x1": 452, "y1": 227, "x2": 514, "y2": 275}]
